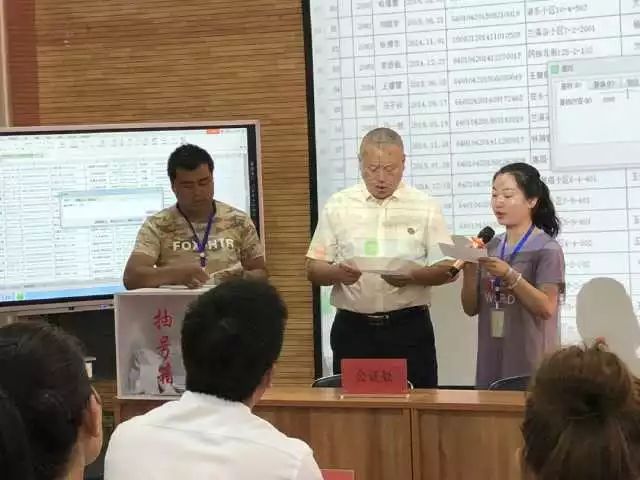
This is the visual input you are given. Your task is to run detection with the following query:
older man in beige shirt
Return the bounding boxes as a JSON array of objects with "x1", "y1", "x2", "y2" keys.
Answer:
[{"x1": 306, "y1": 127, "x2": 454, "y2": 387}]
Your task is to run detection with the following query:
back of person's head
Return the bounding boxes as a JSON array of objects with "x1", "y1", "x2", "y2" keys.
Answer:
[
  {"x1": 167, "y1": 143, "x2": 214, "y2": 181},
  {"x1": 522, "y1": 341, "x2": 640, "y2": 480},
  {"x1": 0, "y1": 321, "x2": 103, "y2": 480},
  {"x1": 181, "y1": 278, "x2": 287, "y2": 402},
  {"x1": 0, "y1": 388, "x2": 33, "y2": 480}
]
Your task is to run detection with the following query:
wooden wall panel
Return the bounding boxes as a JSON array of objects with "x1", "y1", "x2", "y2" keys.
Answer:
[{"x1": 6, "y1": 0, "x2": 314, "y2": 384}]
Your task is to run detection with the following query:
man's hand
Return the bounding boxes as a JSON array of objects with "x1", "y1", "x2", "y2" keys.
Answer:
[
  {"x1": 210, "y1": 263, "x2": 244, "y2": 285},
  {"x1": 335, "y1": 263, "x2": 362, "y2": 285},
  {"x1": 409, "y1": 260, "x2": 460, "y2": 286},
  {"x1": 429, "y1": 259, "x2": 459, "y2": 284},
  {"x1": 173, "y1": 264, "x2": 209, "y2": 289}
]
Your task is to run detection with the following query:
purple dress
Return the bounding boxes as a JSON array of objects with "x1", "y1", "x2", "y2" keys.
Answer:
[{"x1": 476, "y1": 231, "x2": 565, "y2": 389}]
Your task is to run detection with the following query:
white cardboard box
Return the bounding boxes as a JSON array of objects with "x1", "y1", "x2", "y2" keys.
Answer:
[{"x1": 115, "y1": 287, "x2": 212, "y2": 399}]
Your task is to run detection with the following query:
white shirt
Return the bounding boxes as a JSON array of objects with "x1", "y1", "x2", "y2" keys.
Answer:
[
  {"x1": 104, "y1": 391, "x2": 323, "y2": 480},
  {"x1": 307, "y1": 182, "x2": 452, "y2": 314}
]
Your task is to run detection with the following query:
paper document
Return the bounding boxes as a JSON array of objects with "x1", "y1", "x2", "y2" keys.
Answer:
[
  {"x1": 346, "y1": 257, "x2": 421, "y2": 276},
  {"x1": 438, "y1": 241, "x2": 487, "y2": 263},
  {"x1": 157, "y1": 284, "x2": 214, "y2": 291},
  {"x1": 451, "y1": 235, "x2": 476, "y2": 246}
]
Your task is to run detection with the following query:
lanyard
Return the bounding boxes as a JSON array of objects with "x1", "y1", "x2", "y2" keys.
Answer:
[
  {"x1": 493, "y1": 224, "x2": 534, "y2": 307},
  {"x1": 499, "y1": 224, "x2": 535, "y2": 265},
  {"x1": 177, "y1": 201, "x2": 216, "y2": 268}
]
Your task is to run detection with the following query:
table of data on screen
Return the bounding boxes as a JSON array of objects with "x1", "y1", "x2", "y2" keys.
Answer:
[{"x1": 311, "y1": 0, "x2": 640, "y2": 342}]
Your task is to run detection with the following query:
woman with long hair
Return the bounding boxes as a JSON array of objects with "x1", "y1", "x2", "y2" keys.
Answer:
[
  {"x1": 461, "y1": 162, "x2": 565, "y2": 388},
  {"x1": 0, "y1": 321, "x2": 103, "y2": 480}
]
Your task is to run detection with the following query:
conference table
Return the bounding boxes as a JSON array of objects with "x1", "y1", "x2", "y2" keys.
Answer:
[{"x1": 115, "y1": 387, "x2": 525, "y2": 480}]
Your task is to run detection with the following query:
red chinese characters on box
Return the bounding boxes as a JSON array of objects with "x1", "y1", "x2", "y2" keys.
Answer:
[
  {"x1": 157, "y1": 361, "x2": 174, "y2": 385},
  {"x1": 341, "y1": 358, "x2": 408, "y2": 395},
  {"x1": 153, "y1": 308, "x2": 174, "y2": 330},
  {"x1": 153, "y1": 308, "x2": 175, "y2": 386},
  {"x1": 158, "y1": 335, "x2": 170, "y2": 360}
]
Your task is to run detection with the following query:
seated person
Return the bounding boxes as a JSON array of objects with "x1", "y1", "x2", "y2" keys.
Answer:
[
  {"x1": 521, "y1": 340, "x2": 640, "y2": 480},
  {"x1": 123, "y1": 143, "x2": 266, "y2": 289},
  {"x1": 0, "y1": 388, "x2": 33, "y2": 480},
  {"x1": 0, "y1": 321, "x2": 103, "y2": 480},
  {"x1": 105, "y1": 279, "x2": 323, "y2": 480}
]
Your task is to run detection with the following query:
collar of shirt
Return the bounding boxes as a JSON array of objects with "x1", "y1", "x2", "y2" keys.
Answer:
[
  {"x1": 358, "y1": 181, "x2": 409, "y2": 203},
  {"x1": 179, "y1": 390, "x2": 252, "y2": 415}
]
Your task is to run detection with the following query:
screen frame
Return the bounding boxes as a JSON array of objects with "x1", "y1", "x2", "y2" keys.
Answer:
[
  {"x1": 0, "y1": 120, "x2": 263, "y2": 312},
  {"x1": 301, "y1": 0, "x2": 325, "y2": 379}
]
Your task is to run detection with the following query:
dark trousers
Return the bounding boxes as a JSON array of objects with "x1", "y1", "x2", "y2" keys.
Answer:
[{"x1": 330, "y1": 306, "x2": 438, "y2": 388}]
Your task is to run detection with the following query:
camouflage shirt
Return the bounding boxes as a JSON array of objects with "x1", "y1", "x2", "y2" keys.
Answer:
[{"x1": 132, "y1": 200, "x2": 263, "y2": 276}]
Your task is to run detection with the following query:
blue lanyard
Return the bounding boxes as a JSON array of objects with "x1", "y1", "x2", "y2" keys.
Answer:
[
  {"x1": 493, "y1": 224, "x2": 535, "y2": 300},
  {"x1": 177, "y1": 201, "x2": 216, "y2": 268},
  {"x1": 499, "y1": 224, "x2": 535, "y2": 264}
]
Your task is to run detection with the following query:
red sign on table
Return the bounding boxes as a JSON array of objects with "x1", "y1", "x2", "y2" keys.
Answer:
[
  {"x1": 341, "y1": 358, "x2": 408, "y2": 395},
  {"x1": 322, "y1": 469, "x2": 355, "y2": 480}
]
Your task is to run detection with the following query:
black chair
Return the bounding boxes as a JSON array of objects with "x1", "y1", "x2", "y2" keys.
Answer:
[
  {"x1": 488, "y1": 375, "x2": 530, "y2": 391},
  {"x1": 311, "y1": 374, "x2": 414, "y2": 389},
  {"x1": 311, "y1": 374, "x2": 343, "y2": 388}
]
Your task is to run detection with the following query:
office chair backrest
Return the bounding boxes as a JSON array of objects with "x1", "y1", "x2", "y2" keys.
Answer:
[
  {"x1": 311, "y1": 374, "x2": 342, "y2": 388},
  {"x1": 488, "y1": 375, "x2": 530, "y2": 391},
  {"x1": 311, "y1": 374, "x2": 414, "y2": 389}
]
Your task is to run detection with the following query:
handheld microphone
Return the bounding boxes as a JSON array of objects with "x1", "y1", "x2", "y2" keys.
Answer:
[{"x1": 447, "y1": 226, "x2": 495, "y2": 278}]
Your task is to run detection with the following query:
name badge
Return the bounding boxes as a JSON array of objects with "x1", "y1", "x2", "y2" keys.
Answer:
[{"x1": 491, "y1": 309, "x2": 505, "y2": 338}]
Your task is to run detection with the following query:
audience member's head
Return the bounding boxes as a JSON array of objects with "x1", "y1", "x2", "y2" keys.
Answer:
[
  {"x1": 181, "y1": 278, "x2": 287, "y2": 406},
  {"x1": 0, "y1": 321, "x2": 103, "y2": 480},
  {"x1": 0, "y1": 387, "x2": 33, "y2": 480},
  {"x1": 522, "y1": 341, "x2": 640, "y2": 480}
]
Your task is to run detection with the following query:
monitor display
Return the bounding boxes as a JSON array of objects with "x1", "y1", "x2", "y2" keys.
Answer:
[{"x1": 0, "y1": 122, "x2": 261, "y2": 311}]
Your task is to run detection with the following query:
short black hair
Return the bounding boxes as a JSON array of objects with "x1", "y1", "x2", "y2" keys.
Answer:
[
  {"x1": 181, "y1": 279, "x2": 287, "y2": 402},
  {"x1": 167, "y1": 143, "x2": 214, "y2": 181},
  {"x1": 0, "y1": 321, "x2": 91, "y2": 480}
]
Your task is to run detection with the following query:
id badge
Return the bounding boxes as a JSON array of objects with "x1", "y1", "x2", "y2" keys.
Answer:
[{"x1": 491, "y1": 309, "x2": 505, "y2": 338}]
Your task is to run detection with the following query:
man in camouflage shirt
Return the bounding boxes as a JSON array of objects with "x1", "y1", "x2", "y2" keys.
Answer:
[{"x1": 123, "y1": 144, "x2": 266, "y2": 289}]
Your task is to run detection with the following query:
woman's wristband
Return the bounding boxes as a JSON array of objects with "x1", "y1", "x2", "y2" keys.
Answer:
[{"x1": 505, "y1": 269, "x2": 523, "y2": 289}]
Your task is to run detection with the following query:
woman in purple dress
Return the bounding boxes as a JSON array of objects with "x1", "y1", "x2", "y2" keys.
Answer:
[{"x1": 461, "y1": 163, "x2": 565, "y2": 389}]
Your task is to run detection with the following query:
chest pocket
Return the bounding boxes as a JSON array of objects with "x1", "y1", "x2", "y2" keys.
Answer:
[{"x1": 382, "y1": 215, "x2": 426, "y2": 258}]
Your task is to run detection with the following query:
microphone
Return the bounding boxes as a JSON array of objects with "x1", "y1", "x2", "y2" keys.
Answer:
[{"x1": 447, "y1": 226, "x2": 495, "y2": 278}]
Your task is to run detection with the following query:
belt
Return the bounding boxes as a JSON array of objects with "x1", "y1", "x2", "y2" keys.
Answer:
[{"x1": 338, "y1": 305, "x2": 428, "y2": 327}]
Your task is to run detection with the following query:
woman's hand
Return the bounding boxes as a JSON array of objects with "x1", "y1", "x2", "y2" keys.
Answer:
[{"x1": 478, "y1": 257, "x2": 511, "y2": 278}]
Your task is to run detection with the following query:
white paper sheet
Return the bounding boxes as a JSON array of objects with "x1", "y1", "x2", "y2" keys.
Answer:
[
  {"x1": 157, "y1": 285, "x2": 214, "y2": 291},
  {"x1": 451, "y1": 235, "x2": 475, "y2": 247},
  {"x1": 438, "y1": 242, "x2": 487, "y2": 263}
]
